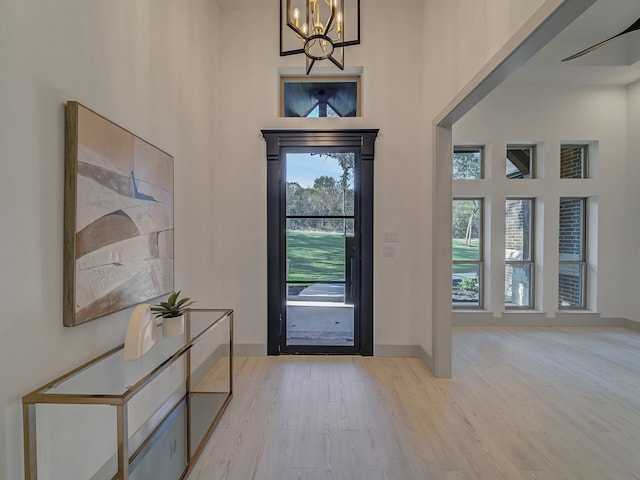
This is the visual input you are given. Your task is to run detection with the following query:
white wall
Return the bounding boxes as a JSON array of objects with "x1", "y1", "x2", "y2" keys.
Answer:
[
  {"x1": 0, "y1": 1, "x2": 220, "y2": 479},
  {"x1": 422, "y1": 0, "x2": 548, "y2": 117},
  {"x1": 213, "y1": 5, "x2": 426, "y2": 352},
  {"x1": 626, "y1": 79, "x2": 640, "y2": 323},
  {"x1": 453, "y1": 85, "x2": 629, "y2": 321}
]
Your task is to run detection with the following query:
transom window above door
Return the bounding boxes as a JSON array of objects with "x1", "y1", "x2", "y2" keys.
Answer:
[{"x1": 280, "y1": 77, "x2": 360, "y2": 117}]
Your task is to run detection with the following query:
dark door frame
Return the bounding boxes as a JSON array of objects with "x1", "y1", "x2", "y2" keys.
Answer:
[{"x1": 261, "y1": 129, "x2": 379, "y2": 356}]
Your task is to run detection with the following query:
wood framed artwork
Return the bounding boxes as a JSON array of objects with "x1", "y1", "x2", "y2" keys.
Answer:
[{"x1": 64, "y1": 102, "x2": 174, "y2": 327}]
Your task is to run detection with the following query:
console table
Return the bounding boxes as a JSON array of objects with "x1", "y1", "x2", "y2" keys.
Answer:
[{"x1": 23, "y1": 308, "x2": 233, "y2": 480}]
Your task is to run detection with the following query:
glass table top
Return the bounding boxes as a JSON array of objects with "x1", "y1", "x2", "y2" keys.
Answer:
[{"x1": 29, "y1": 309, "x2": 231, "y2": 398}]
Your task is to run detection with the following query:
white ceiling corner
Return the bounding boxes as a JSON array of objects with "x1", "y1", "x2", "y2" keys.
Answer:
[{"x1": 505, "y1": 0, "x2": 640, "y2": 87}]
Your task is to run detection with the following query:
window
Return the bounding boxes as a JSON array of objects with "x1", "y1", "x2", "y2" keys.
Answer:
[
  {"x1": 453, "y1": 147, "x2": 483, "y2": 179},
  {"x1": 505, "y1": 198, "x2": 534, "y2": 308},
  {"x1": 559, "y1": 198, "x2": 587, "y2": 308},
  {"x1": 280, "y1": 77, "x2": 360, "y2": 117},
  {"x1": 452, "y1": 199, "x2": 483, "y2": 308},
  {"x1": 561, "y1": 145, "x2": 588, "y2": 179},
  {"x1": 506, "y1": 145, "x2": 535, "y2": 179}
]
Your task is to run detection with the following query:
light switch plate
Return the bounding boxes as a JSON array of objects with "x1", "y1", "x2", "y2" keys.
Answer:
[{"x1": 384, "y1": 231, "x2": 399, "y2": 242}]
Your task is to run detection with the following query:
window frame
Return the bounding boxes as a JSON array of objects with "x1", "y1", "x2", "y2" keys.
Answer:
[
  {"x1": 506, "y1": 144, "x2": 536, "y2": 179},
  {"x1": 504, "y1": 197, "x2": 535, "y2": 309},
  {"x1": 279, "y1": 76, "x2": 362, "y2": 118},
  {"x1": 558, "y1": 197, "x2": 588, "y2": 309},
  {"x1": 452, "y1": 197, "x2": 484, "y2": 310}
]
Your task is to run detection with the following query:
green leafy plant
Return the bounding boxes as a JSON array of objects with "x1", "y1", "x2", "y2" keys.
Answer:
[
  {"x1": 151, "y1": 291, "x2": 195, "y2": 318},
  {"x1": 458, "y1": 277, "x2": 478, "y2": 292}
]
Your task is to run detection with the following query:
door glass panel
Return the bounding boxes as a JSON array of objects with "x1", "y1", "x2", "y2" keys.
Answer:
[
  {"x1": 285, "y1": 152, "x2": 355, "y2": 348},
  {"x1": 286, "y1": 287, "x2": 354, "y2": 346},
  {"x1": 286, "y1": 153, "x2": 354, "y2": 216},
  {"x1": 286, "y1": 218, "x2": 353, "y2": 282}
]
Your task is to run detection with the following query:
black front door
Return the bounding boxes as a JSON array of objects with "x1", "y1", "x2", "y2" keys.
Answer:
[{"x1": 262, "y1": 130, "x2": 378, "y2": 355}]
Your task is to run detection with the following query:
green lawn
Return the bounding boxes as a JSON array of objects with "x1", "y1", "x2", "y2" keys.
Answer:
[
  {"x1": 452, "y1": 238, "x2": 480, "y2": 275},
  {"x1": 287, "y1": 230, "x2": 345, "y2": 282},
  {"x1": 286, "y1": 233, "x2": 481, "y2": 279}
]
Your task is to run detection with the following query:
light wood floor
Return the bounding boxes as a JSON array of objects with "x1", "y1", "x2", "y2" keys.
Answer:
[{"x1": 187, "y1": 327, "x2": 640, "y2": 479}]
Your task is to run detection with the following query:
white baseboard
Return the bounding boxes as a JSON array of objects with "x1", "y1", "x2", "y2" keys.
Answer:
[
  {"x1": 416, "y1": 345, "x2": 435, "y2": 374},
  {"x1": 554, "y1": 313, "x2": 619, "y2": 326},
  {"x1": 235, "y1": 342, "x2": 438, "y2": 374},
  {"x1": 373, "y1": 344, "x2": 436, "y2": 375},
  {"x1": 622, "y1": 318, "x2": 640, "y2": 332},
  {"x1": 453, "y1": 311, "x2": 626, "y2": 327},
  {"x1": 374, "y1": 344, "x2": 423, "y2": 357},
  {"x1": 237, "y1": 343, "x2": 433, "y2": 359}
]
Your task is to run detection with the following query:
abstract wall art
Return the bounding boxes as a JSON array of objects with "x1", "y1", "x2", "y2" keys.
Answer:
[{"x1": 64, "y1": 102, "x2": 174, "y2": 326}]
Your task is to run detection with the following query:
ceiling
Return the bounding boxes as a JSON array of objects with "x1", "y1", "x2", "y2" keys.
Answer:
[{"x1": 505, "y1": 0, "x2": 640, "y2": 86}]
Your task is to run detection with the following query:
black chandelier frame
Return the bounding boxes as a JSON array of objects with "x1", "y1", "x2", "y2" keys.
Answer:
[{"x1": 280, "y1": 0, "x2": 361, "y2": 75}]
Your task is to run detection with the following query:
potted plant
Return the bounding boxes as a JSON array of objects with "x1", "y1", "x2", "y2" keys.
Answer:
[{"x1": 151, "y1": 291, "x2": 195, "y2": 337}]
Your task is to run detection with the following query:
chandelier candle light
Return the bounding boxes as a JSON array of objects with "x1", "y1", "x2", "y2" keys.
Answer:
[{"x1": 281, "y1": 0, "x2": 360, "y2": 75}]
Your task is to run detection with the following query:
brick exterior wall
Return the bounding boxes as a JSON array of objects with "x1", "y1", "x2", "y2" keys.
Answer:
[
  {"x1": 560, "y1": 146, "x2": 585, "y2": 179},
  {"x1": 505, "y1": 200, "x2": 529, "y2": 254},
  {"x1": 559, "y1": 264, "x2": 583, "y2": 307},
  {"x1": 558, "y1": 198, "x2": 585, "y2": 306}
]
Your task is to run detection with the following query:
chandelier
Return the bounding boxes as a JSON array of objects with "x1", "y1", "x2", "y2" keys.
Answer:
[{"x1": 280, "y1": 0, "x2": 361, "y2": 75}]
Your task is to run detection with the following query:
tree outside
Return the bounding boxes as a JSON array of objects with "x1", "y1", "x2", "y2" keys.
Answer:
[
  {"x1": 452, "y1": 199, "x2": 481, "y2": 247},
  {"x1": 452, "y1": 198, "x2": 482, "y2": 305},
  {"x1": 453, "y1": 149, "x2": 482, "y2": 179}
]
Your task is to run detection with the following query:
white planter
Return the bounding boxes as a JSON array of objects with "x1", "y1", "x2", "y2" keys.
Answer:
[{"x1": 162, "y1": 314, "x2": 185, "y2": 337}]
